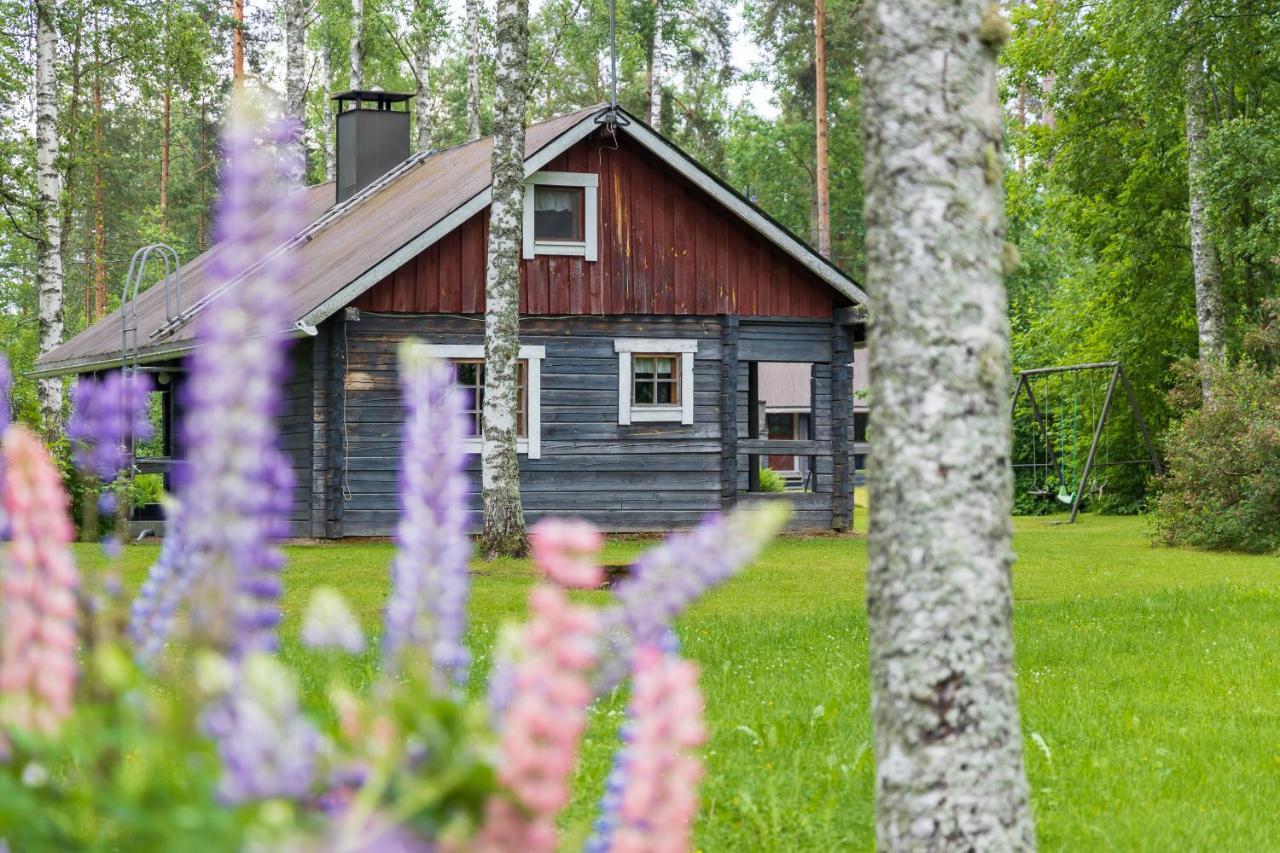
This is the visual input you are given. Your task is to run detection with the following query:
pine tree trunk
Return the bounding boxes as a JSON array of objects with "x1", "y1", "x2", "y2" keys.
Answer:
[
  {"x1": 862, "y1": 0, "x2": 1036, "y2": 848},
  {"x1": 93, "y1": 52, "x2": 106, "y2": 320},
  {"x1": 466, "y1": 0, "x2": 481, "y2": 139},
  {"x1": 814, "y1": 0, "x2": 831, "y2": 258},
  {"x1": 232, "y1": 0, "x2": 245, "y2": 85},
  {"x1": 160, "y1": 89, "x2": 171, "y2": 233},
  {"x1": 285, "y1": 0, "x2": 307, "y2": 128},
  {"x1": 350, "y1": 0, "x2": 365, "y2": 89},
  {"x1": 480, "y1": 0, "x2": 529, "y2": 559},
  {"x1": 1184, "y1": 56, "x2": 1226, "y2": 401},
  {"x1": 35, "y1": 0, "x2": 65, "y2": 434}
]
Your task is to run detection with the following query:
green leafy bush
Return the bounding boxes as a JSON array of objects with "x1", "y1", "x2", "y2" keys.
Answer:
[
  {"x1": 1153, "y1": 359, "x2": 1280, "y2": 553},
  {"x1": 758, "y1": 467, "x2": 787, "y2": 493}
]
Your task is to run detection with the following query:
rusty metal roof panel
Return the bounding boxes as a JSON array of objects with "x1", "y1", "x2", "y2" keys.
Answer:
[{"x1": 34, "y1": 105, "x2": 605, "y2": 377}]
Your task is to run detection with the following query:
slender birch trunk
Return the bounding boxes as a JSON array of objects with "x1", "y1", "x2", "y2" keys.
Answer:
[
  {"x1": 350, "y1": 0, "x2": 365, "y2": 88},
  {"x1": 322, "y1": 50, "x2": 336, "y2": 181},
  {"x1": 198, "y1": 100, "x2": 209, "y2": 251},
  {"x1": 35, "y1": 0, "x2": 65, "y2": 434},
  {"x1": 646, "y1": 0, "x2": 661, "y2": 128},
  {"x1": 1184, "y1": 56, "x2": 1226, "y2": 400},
  {"x1": 814, "y1": 0, "x2": 831, "y2": 258},
  {"x1": 480, "y1": 0, "x2": 529, "y2": 559},
  {"x1": 411, "y1": 0, "x2": 435, "y2": 151},
  {"x1": 466, "y1": 0, "x2": 481, "y2": 139},
  {"x1": 285, "y1": 0, "x2": 307, "y2": 128},
  {"x1": 862, "y1": 0, "x2": 1036, "y2": 848}
]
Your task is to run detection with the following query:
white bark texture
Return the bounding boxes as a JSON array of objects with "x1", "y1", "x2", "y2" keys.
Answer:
[
  {"x1": 466, "y1": 0, "x2": 481, "y2": 139},
  {"x1": 815, "y1": 0, "x2": 831, "y2": 258},
  {"x1": 35, "y1": 0, "x2": 64, "y2": 433},
  {"x1": 480, "y1": 0, "x2": 529, "y2": 557},
  {"x1": 285, "y1": 0, "x2": 307, "y2": 128},
  {"x1": 1184, "y1": 57, "x2": 1226, "y2": 399},
  {"x1": 349, "y1": 0, "x2": 365, "y2": 89},
  {"x1": 647, "y1": 0, "x2": 661, "y2": 128},
  {"x1": 411, "y1": 0, "x2": 434, "y2": 151},
  {"x1": 322, "y1": 50, "x2": 335, "y2": 181},
  {"x1": 862, "y1": 0, "x2": 1036, "y2": 849}
]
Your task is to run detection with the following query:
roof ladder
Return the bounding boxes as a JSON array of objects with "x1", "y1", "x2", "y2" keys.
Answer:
[{"x1": 119, "y1": 243, "x2": 183, "y2": 490}]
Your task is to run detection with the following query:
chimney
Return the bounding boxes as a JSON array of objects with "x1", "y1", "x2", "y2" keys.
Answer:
[{"x1": 332, "y1": 89, "x2": 413, "y2": 204}]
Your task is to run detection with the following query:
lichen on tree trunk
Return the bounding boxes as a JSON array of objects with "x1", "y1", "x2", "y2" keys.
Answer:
[
  {"x1": 466, "y1": 0, "x2": 482, "y2": 140},
  {"x1": 35, "y1": 0, "x2": 64, "y2": 436},
  {"x1": 862, "y1": 0, "x2": 1036, "y2": 849},
  {"x1": 1184, "y1": 56, "x2": 1227, "y2": 401},
  {"x1": 480, "y1": 0, "x2": 530, "y2": 560},
  {"x1": 285, "y1": 0, "x2": 307, "y2": 131}
]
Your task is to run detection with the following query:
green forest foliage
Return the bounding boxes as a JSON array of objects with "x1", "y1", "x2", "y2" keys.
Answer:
[{"x1": 1, "y1": 0, "x2": 1277, "y2": 538}]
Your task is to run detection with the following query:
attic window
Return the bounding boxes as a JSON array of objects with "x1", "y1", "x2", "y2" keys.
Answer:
[{"x1": 523, "y1": 171, "x2": 598, "y2": 261}]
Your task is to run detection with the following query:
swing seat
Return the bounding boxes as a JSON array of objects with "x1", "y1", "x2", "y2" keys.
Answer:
[{"x1": 1056, "y1": 487, "x2": 1076, "y2": 505}]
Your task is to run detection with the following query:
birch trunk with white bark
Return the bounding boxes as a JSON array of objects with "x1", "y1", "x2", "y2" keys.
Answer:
[
  {"x1": 322, "y1": 49, "x2": 336, "y2": 181},
  {"x1": 862, "y1": 0, "x2": 1036, "y2": 848},
  {"x1": 35, "y1": 0, "x2": 65, "y2": 434},
  {"x1": 466, "y1": 0, "x2": 481, "y2": 139},
  {"x1": 411, "y1": 0, "x2": 435, "y2": 151},
  {"x1": 1184, "y1": 56, "x2": 1226, "y2": 401},
  {"x1": 285, "y1": 0, "x2": 307, "y2": 128},
  {"x1": 646, "y1": 0, "x2": 661, "y2": 128},
  {"x1": 349, "y1": 0, "x2": 365, "y2": 89},
  {"x1": 480, "y1": 0, "x2": 529, "y2": 558}
]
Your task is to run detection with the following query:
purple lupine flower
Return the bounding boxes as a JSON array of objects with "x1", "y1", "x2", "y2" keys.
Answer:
[
  {"x1": 128, "y1": 501, "x2": 190, "y2": 664},
  {"x1": 381, "y1": 343, "x2": 472, "y2": 687},
  {"x1": 200, "y1": 654, "x2": 320, "y2": 804},
  {"x1": 301, "y1": 587, "x2": 365, "y2": 654},
  {"x1": 593, "y1": 503, "x2": 790, "y2": 694},
  {"x1": 170, "y1": 98, "x2": 304, "y2": 659},
  {"x1": 67, "y1": 371, "x2": 154, "y2": 482}
]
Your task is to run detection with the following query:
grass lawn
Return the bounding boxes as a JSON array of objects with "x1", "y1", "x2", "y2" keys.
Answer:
[{"x1": 81, "y1": 509, "x2": 1280, "y2": 851}]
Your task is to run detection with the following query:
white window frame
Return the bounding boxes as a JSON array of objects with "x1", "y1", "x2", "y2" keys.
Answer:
[
  {"x1": 614, "y1": 338, "x2": 697, "y2": 426},
  {"x1": 523, "y1": 171, "x2": 599, "y2": 261},
  {"x1": 412, "y1": 343, "x2": 545, "y2": 459}
]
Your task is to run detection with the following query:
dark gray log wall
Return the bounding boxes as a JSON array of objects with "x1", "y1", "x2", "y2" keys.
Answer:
[{"x1": 286, "y1": 311, "x2": 855, "y2": 537}]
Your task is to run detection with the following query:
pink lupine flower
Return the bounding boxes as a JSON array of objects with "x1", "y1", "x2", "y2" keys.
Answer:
[
  {"x1": 529, "y1": 517, "x2": 605, "y2": 589},
  {"x1": 0, "y1": 426, "x2": 79, "y2": 735},
  {"x1": 478, "y1": 584, "x2": 600, "y2": 851},
  {"x1": 592, "y1": 645, "x2": 707, "y2": 853}
]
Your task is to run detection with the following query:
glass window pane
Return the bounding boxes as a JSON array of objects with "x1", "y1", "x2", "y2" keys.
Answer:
[
  {"x1": 455, "y1": 361, "x2": 479, "y2": 385},
  {"x1": 634, "y1": 382, "x2": 654, "y2": 404},
  {"x1": 655, "y1": 357, "x2": 674, "y2": 376},
  {"x1": 533, "y1": 186, "x2": 584, "y2": 242},
  {"x1": 634, "y1": 357, "x2": 654, "y2": 378},
  {"x1": 656, "y1": 382, "x2": 674, "y2": 404}
]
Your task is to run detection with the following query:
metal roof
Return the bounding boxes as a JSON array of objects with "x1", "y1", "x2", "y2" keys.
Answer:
[{"x1": 33, "y1": 104, "x2": 865, "y2": 379}]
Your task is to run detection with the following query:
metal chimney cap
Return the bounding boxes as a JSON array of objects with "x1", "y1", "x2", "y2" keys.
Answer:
[{"x1": 332, "y1": 89, "x2": 413, "y2": 105}]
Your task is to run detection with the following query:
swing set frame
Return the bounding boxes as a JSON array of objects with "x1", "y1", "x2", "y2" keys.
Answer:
[{"x1": 1010, "y1": 361, "x2": 1163, "y2": 524}]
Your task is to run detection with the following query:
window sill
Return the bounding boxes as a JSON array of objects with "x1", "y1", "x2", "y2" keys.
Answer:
[
  {"x1": 629, "y1": 407, "x2": 685, "y2": 423},
  {"x1": 531, "y1": 240, "x2": 589, "y2": 257}
]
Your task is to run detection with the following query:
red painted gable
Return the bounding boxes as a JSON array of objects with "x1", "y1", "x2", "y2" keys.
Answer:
[{"x1": 352, "y1": 130, "x2": 842, "y2": 318}]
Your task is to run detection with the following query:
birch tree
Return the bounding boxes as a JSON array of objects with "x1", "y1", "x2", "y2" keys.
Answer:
[
  {"x1": 350, "y1": 0, "x2": 365, "y2": 88},
  {"x1": 285, "y1": 0, "x2": 307, "y2": 127},
  {"x1": 862, "y1": 0, "x2": 1036, "y2": 847},
  {"x1": 34, "y1": 0, "x2": 64, "y2": 433},
  {"x1": 465, "y1": 0, "x2": 481, "y2": 139},
  {"x1": 1184, "y1": 55, "x2": 1226, "y2": 400},
  {"x1": 479, "y1": 0, "x2": 528, "y2": 558}
]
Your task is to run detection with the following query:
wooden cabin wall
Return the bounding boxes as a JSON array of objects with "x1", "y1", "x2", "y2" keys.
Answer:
[
  {"x1": 279, "y1": 336, "x2": 318, "y2": 537},
  {"x1": 350, "y1": 136, "x2": 838, "y2": 319},
  {"x1": 328, "y1": 312, "x2": 728, "y2": 534},
  {"x1": 734, "y1": 320, "x2": 839, "y2": 530}
]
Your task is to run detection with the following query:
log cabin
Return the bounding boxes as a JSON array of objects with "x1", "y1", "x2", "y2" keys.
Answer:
[{"x1": 33, "y1": 95, "x2": 869, "y2": 536}]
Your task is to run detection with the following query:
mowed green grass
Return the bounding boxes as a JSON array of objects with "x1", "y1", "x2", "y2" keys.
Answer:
[{"x1": 81, "y1": 509, "x2": 1280, "y2": 851}]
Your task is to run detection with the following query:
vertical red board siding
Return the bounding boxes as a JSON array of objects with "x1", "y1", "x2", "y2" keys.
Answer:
[{"x1": 349, "y1": 134, "x2": 842, "y2": 319}]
